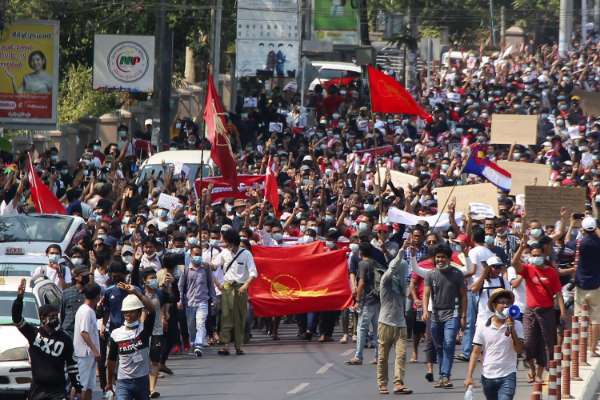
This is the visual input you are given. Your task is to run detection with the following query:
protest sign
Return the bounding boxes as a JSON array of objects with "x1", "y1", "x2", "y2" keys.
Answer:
[
  {"x1": 573, "y1": 90, "x2": 600, "y2": 117},
  {"x1": 377, "y1": 167, "x2": 419, "y2": 190},
  {"x1": 490, "y1": 114, "x2": 538, "y2": 145},
  {"x1": 243, "y1": 97, "x2": 258, "y2": 108},
  {"x1": 435, "y1": 183, "x2": 499, "y2": 216},
  {"x1": 269, "y1": 122, "x2": 283, "y2": 133},
  {"x1": 497, "y1": 161, "x2": 551, "y2": 195},
  {"x1": 157, "y1": 193, "x2": 180, "y2": 211},
  {"x1": 524, "y1": 186, "x2": 586, "y2": 225},
  {"x1": 195, "y1": 175, "x2": 266, "y2": 204}
]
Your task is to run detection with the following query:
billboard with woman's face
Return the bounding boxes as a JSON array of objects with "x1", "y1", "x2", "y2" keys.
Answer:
[{"x1": 0, "y1": 20, "x2": 59, "y2": 129}]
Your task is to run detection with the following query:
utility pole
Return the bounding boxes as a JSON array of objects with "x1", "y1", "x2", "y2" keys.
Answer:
[
  {"x1": 500, "y1": 6, "x2": 506, "y2": 46},
  {"x1": 211, "y1": 0, "x2": 223, "y2": 92},
  {"x1": 405, "y1": 0, "x2": 418, "y2": 89},
  {"x1": 559, "y1": 0, "x2": 569, "y2": 57},
  {"x1": 358, "y1": 0, "x2": 370, "y2": 45},
  {"x1": 158, "y1": 0, "x2": 172, "y2": 149},
  {"x1": 489, "y1": 0, "x2": 496, "y2": 47},
  {"x1": 582, "y1": 0, "x2": 588, "y2": 43},
  {"x1": 303, "y1": 0, "x2": 311, "y2": 40}
]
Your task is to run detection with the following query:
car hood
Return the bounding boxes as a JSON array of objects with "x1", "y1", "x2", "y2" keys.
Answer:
[{"x1": 0, "y1": 325, "x2": 29, "y2": 352}]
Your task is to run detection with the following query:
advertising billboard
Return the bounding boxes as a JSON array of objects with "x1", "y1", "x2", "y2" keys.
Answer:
[
  {"x1": 0, "y1": 20, "x2": 59, "y2": 129},
  {"x1": 235, "y1": 0, "x2": 300, "y2": 77},
  {"x1": 313, "y1": 0, "x2": 359, "y2": 45},
  {"x1": 93, "y1": 34, "x2": 155, "y2": 92}
]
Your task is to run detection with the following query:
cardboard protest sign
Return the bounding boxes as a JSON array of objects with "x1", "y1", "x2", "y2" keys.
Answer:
[
  {"x1": 490, "y1": 114, "x2": 538, "y2": 145},
  {"x1": 435, "y1": 183, "x2": 499, "y2": 216},
  {"x1": 524, "y1": 186, "x2": 586, "y2": 225},
  {"x1": 269, "y1": 122, "x2": 283, "y2": 133},
  {"x1": 243, "y1": 97, "x2": 258, "y2": 108},
  {"x1": 157, "y1": 193, "x2": 180, "y2": 211},
  {"x1": 573, "y1": 90, "x2": 600, "y2": 117},
  {"x1": 377, "y1": 167, "x2": 419, "y2": 190},
  {"x1": 497, "y1": 161, "x2": 551, "y2": 195}
]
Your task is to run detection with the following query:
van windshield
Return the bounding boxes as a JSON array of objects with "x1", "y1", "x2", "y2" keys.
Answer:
[{"x1": 138, "y1": 163, "x2": 211, "y2": 183}]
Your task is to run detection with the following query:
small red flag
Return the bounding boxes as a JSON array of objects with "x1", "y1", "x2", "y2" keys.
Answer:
[
  {"x1": 249, "y1": 249, "x2": 352, "y2": 317},
  {"x1": 367, "y1": 65, "x2": 432, "y2": 122},
  {"x1": 265, "y1": 155, "x2": 280, "y2": 218},
  {"x1": 26, "y1": 153, "x2": 65, "y2": 214},
  {"x1": 203, "y1": 73, "x2": 238, "y2": 188}
]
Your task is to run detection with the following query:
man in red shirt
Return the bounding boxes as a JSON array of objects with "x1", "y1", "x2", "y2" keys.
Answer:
[{"x1": 512, "y1": 239, "x2": 566, "y2": 384}]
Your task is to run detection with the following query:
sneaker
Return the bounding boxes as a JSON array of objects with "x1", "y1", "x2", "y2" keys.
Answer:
[
  {"x1": 183, "y1": 342, "x2": 191, "y2": 352},
  {"x1": 352, "y1": 335, "x2": 357, "y2": 342},
  {"x1": 340, "y1": 334, "x2": 348, "y2": 344},
  {"x1": 159, "y1": 365, "x2": 173, "y2": 375},
  {"x1": 150, "y1": 391, "x2": 160, "y2": 398},
  {"x1": 194, "y1": 347, "x2": 203, "y2": 357}
]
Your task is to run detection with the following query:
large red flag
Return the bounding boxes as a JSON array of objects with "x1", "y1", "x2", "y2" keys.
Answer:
[
  {"x1": 367, "y1": 65, "x2": 432, "y2": 122},
  {"x1": 203, "y1": 73, "x2": 238, "y2": 188},
  {"x1": 249, "y1": 249, "x2": 352, "y2": 317},
  {"x1": 26, "y1": 154, "x2": 65, "y2": 214},
  {"x1": 265, "y1": 155, "x2": 280, "y2": 218},
  {"x1": 251, "y1": 241, "x2": 326, "y2": 258}
]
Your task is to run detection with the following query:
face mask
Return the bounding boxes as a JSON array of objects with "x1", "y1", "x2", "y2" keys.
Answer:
[
  {"x1": 451, "y1": 243, "x2": 462, "y2": 253},
  {"x1": 71, "y1": 257, "x2": 83, "y2": 266},
  {"x1": 192, "y1": 256, "x2": 203, "y2": 265},
  {"x1": 126, "y1": 263, "x2": 134, "y2": 272},
  {"x1": 147, "y1": 279, "x2": 159, "y2": 289},
  {"x1": 146, "y1": 251, "x2": 156, "y2": 259},
  {"x1": 358, "y1": 222, "x2": 369, "y2": 232},
  {"x1": 188, "y1": 237, "x2": 199, "y2": 246},
  {"x1": 122, "y1": 255, "x2": 133, "y2": 264},
  {"x1": 400, "y1": 163, "x2": 409, "y2": 170},
  {"x1": 441, "y1": 164, "x2": 450, "y2": 172},
  {"x1": 528, "y1": 256, "x2": 545, "y2": 266},
  {"x1": 272, "y1": 233, "x2": 283, "y2": 242},
  {"x1": 494, "y1": 309, "x2": 509, "y2": 320},
  {"x1": 44, "y1": 317, "x2": 60, "y2": 330},
  {"x1": 127, "y1": 227, "x2": 136, "y2": 235},
  {"x1": 349, "y1": 243, "x2": 359, "y2": 254},
  {"x1": 50, "y1": 155, "x2": 58, "y2": 162},
  {"x1": 48, "y1": 254, "x2": 60, "y2": 264},
  {"x1": 122, "y1": 216, "x2": 130, "y2": 224},
  {"x1": 125, "y1": 320, "x2": 139, "y2": 329},
  {"x1": 303, "y1": 235, "x2": 314, "y2": 243},
  {"x1": 97, "y1": 234, "x2": 107, "y2": 241},
  {"x1": 484, "y1": 235, "x2": 495, "y2": 246},
  {"x1": 324, "y1": 215, "x2": 334, "y2": 223},
  {"x1": 437, "y1": 263, "x2": 450, "y2": 271},
  {"x1": 209, "y1": 239, "x2": 219, "y2": 247},
  {"x1": 169, "y1": 248, "x2": 185, "y2": 254},
  {"x1": 530, "y1": 228, "x2": 542, "y2": 238},
  {"x1": 325, "y1": 241, "x2": 335, "y2": 249},
  {"x1": 61, "y1": 169, "x2": 69, "y2": 175},
  {"x1": 159, "y1": 209, "x2": 168, "y2": 218}
]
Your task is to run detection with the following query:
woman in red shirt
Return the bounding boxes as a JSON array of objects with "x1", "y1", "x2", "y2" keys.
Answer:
[{"x1": 512, "y1": 238, "x2": 566, "y2": 384}]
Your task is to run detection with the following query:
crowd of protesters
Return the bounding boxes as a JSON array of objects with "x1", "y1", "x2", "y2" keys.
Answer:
[{"x1": 2, "y1": 33, "x2": 600, "y2": 400}]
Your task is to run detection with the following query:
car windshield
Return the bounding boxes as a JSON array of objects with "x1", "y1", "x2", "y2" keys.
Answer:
[
  {"x1": 0, "y1": 292, "x2": 39, "y2": 325},
  {"x1": 139, "y1": 163, "x2": 211, "y2": 182},
  {"x1": 0, "y1": 215, "x2": 73, "y2": 243},
  {"x1": 0, "y1": 263, "x2": 45, "y2": 277},
  {"x1": 318, "y1": 68, "x2": 361, "y2": 80}
]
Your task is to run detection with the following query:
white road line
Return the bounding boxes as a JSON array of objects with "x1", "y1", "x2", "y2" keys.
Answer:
[
  {"x1": 287, "y1": 382, "x2": 310, "y2": 395},
  {"x1": 340, "y1": 348, "x2": 354, "y2": 356},
  {"x1": 316, "y1": 362, "x2": 334, "y2": 375}
]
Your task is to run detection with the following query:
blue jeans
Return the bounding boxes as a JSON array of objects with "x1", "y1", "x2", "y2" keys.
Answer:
[
  {"x1": 355, "y1": 302, "x2": 380, "y2": 361},
  {"x1": 431, "y1": 317, "x2": 459, "y2": 378},
  {"x1": 185, "y1": 302, "x2": 209, "y2": 348},
  {"x1": 116, "y1": 376, "x2": 149, "y2": 400},
  {"x1": 481, "y1": 372, "x2": 517, "y2": 400},
  {"x1": 461, "y1": 291, "x2": 479, "y2": 357}
]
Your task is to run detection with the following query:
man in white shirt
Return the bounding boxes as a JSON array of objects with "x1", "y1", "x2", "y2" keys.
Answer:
[
  {"x1": 32, "y1": 244, "x2": 71, "y2": 290},
  {"x1": 465, "y1": 288, "x2": 524, "y2": 400},
  {"x1": 459, "y1": 228, "x2": 494, "y2": 361},
  {"x1": 74, "y1": 283, "x2": 102, "y2": 400},
  {"x1": 471, "y1": 256, "x2": 511, "y2": 327},
  {"x1": 213, "y1": 229, "x2": 258, "y2": 355}
]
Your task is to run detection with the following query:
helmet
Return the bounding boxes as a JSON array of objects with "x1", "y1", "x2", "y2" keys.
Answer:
[{"x1": 121, "y1": 294, "x2": 143, "y2": 311}]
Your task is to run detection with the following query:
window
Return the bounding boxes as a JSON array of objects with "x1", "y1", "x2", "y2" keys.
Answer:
[
  {"x1": 0, "y1": 292, "x2": 39, "y2": 325},
  {"x1": 0, "y1": 215, "x2": 73, "y2": 243}
]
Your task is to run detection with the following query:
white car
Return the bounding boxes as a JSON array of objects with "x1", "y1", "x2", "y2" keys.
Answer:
[
  {"x1": 0, "y1": 276, "x2": 62, "y2": 397},
  {"x1": 136, "y1": 150, "x2": 215, "y2": 186},
  {"x1": 0, "y1": 214, "x2": 85, "y2": 256},
  {"x1": 0, "y1": 255, "x2": 48, "y2": 280},
  {"x1": 309, "y1": 61, "x2": 362, "y2": 91}
]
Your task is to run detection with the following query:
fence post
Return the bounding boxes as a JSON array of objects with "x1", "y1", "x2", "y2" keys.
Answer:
[
  {"x1": 548, "y1": 359, "x2": 558, "y2": 400},
  {"x1": 572, "y1": 316, "x2": 582, "y2": 381},
  {"x1": 530, "y1": 380, "x2": 543, "y2": 400},
  {"x1": 581, "y1": 304, "x2": 589, "y2": 366},
  {"x1": 554, "y1": 344, "x2": 562, "y2": 398},
  {"x1": 562, "y1": 329, "x2": 572, "y2": 399}
]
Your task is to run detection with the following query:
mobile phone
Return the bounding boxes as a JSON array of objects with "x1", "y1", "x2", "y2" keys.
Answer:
[{"x1": 573, "y1": 213, "x2": 584, "y2": 220}]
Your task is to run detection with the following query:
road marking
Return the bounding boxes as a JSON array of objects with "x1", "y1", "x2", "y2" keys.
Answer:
[
  {"x1": 287, "y1": 382, "x2": 310, "y2": 395},
  {"x1": 341, "y1": 348, "x2": 354, "y2": 356},
  {"x1": 316, "y1": 362, "x2": 334, "y2": 374}
]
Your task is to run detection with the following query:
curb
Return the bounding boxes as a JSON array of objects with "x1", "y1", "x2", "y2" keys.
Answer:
[{"x1": 570, "y1": 355, "x2": 600, "y2": 400}]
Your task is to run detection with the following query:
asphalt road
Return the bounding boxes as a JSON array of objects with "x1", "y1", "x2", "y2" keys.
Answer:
[{"x1": 152, "y1": 322, "x2": 534, "y2": 400}]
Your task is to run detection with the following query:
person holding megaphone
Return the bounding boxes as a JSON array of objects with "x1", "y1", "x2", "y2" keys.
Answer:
[{"x1": 464, "y1": 288, "x2": 524, "y2": 400}]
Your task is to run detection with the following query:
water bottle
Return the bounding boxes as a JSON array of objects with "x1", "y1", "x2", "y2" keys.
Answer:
[{"x1": 464, "y1": 385, "x2": 473, "y2": 400}]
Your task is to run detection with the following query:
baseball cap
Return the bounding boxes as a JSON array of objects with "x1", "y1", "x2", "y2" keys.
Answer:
[
  {"x1": 486, "y1": 256, "x2": 504, "y2": 268},
  {"x1": 582, "y1": 216, "x2": 597, "y2": 231},
  {"x1": 144, "y1": 118, "x2": 153, "y2": 126}
]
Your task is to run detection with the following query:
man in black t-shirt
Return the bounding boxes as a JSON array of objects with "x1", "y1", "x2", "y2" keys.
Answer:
[{"x1": 12, "y1": 278, "x2": 82, "y2": 400}]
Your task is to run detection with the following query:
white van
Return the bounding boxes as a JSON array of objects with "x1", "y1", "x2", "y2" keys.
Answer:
[
  {"x1": 136, "y1": 150, "x2": 215, "y2": 185},
  {"x1": 309, "y1": 61, "x2": 362, "y2": 91}
]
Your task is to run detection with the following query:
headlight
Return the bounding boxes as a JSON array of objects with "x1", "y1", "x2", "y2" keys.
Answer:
[{"x1": 0, "y1": 347, "x2": 29, "y2": 362}]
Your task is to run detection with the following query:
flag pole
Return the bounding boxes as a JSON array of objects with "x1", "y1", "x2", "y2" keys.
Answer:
[
  {"x1": 431, "y1": 147, "x2": 470, "y2": 229},
  {"x1": 27, "y1": 152, "x2": 43, "y2": 213},
  {"x1": 198, "y1": 65, "x2": 212, "y2": 254}
]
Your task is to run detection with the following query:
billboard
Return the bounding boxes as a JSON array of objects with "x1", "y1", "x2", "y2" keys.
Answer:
[
  {"x1": 0, "y1": 20, "x2": 59, "y2": 129},
  {"x1": 235, "y1": 0, "x2": 300, "y2": 77},
  {"x1": 312, "y1": 0, "x2": 359, "y2": 45},
  {"x1": 93, "y1": 34, "x2": 155, "y2": 92}
]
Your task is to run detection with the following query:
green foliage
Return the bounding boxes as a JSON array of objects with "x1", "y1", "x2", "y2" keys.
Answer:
[{"x1": 58, "y1": 64, "x2": 119, "y2": 124}]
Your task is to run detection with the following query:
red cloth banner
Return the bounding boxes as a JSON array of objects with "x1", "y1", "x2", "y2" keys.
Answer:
[
  {"x1": 251, "y1": 241, "x2": 326, "y2": 258},
  {"x1": 194, "y1": 174, "x2": 265, "y2": 204},
  {"x1": 249, "y1": 249, "x2": 352, "y2": 317}
]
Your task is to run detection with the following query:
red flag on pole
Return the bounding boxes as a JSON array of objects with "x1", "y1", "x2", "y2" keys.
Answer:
[
  {"x1": 26, "y1": 153, "x2": 65, "y2": 214},
  {"x1": 248, "y1": 249, "x2": 352, "y2": 317},
  {"x1": 203, "y1": 73, "x2": 238, "y2": 188},
  {"x1": 265, "y1": 155, "x2": 280, "y2": 218},
  {"x1": 367, "y1": 65, "x2": 433, "y2": 122}
]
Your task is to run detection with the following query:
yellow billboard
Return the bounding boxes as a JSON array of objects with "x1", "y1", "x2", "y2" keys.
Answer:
[{"x1": 0, "y1": 20, "x2": 59, "y2": 129}]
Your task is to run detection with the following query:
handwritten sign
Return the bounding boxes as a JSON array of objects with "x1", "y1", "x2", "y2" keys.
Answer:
[
  {"x1": 524, "y1": 186, "x2": 586, "y2": 225},
  {"x1": 157, "y1": 193, "x2": 181, "y2": 211},
  {"x1": 490, "y1": 114, "x2": 538, "y2": 145}
]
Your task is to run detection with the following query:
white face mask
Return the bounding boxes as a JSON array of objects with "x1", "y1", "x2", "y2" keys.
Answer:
[
  {"x1": 71, "y1": 257, "x2": 83, "y2": 266},
  {"x1": 48, "y1": 254, "x2": 60, "y2": 264}
]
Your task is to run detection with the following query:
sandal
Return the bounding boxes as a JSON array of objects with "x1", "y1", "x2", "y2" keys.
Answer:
[
  {"x1": 425, "y1": 373, "x2": 434, "y2": 382},
  {"x1": 345, "y1": 357, "x2": 363, "y2": 365},
  {"x1": 393, "y1": 385, "x2": 413, "y2": 395},
  {"x1": 527, "y1": 372, "x2": 536, "y2": 384},
  {"x1": 236, "y1": 349, "x2": 245, "y2": 355},
  {"x1": 379, "y1": 386, "x2": 390, "y2": 395},
  {"x1": 217, "y1": 348, "x2": 230, "y2": 356}
]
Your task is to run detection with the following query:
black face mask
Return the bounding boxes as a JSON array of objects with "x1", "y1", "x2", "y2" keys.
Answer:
[{"x1": 44, "y1": 317, "x2": 60, "y2": 332}]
